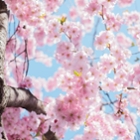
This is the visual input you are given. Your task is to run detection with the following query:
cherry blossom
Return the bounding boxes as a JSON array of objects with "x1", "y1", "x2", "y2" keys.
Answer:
[
  {"x1": 1, "y1": 0, "x2": 140, "y2": 139},
  {"x1": 118, "y1": 0, "x2": 134, "y2": 7}
]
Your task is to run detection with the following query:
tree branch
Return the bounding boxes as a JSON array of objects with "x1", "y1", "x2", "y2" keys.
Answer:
[
  {"x1": 0, "y1": 1, "x2": 59, "y2": 139},
  {"x1": 43, "y1": 129, "x2": 59, "y2": 140},
  {"x1": 6, "y1": 86, "x2": 46, "y2": 115},
  {"x1": 6, "y1": 85, "x2": 59, "y2": 140}
]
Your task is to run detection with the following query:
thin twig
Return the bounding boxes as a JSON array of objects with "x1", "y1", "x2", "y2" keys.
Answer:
[
  {"x1": 132, "y1": 52, "x2": 140, "y2": 55},
  {"x1": 9, "y1": 49, "x2": 25, "y2": 63},
  {"x1": 24, "y1": 39, "x2": 29, "y2": 77},
  {"x1": 6, "y1": 21, "x2": 20, "y2": 45}
]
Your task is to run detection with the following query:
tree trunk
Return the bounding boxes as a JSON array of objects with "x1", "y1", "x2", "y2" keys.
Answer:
[
  {"x1": 0, "y1": 1, "x2": 58, "y2": 140},
  {"x1": 0, "y1": 1, "x2": 10, "y2": 139},
  {"x1": 0, "y1": 0, "x2": 9, "y2": 113}
]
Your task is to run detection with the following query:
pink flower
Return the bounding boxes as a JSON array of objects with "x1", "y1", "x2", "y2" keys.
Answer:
[
  {"x1": 73, "y1": 135, "x2": 83, "y2": 140},
  {"x1": 68, "y1": 26, "x2": 81, "y2": 38},
  {"x1": 17, "y1": 24, "x2": 33, "y2": 39},
  {"x1": 102, "y1": 78, "x2": 116, "y2": 92},
  {"x1": 131, "y1": 64, "x2": 140, "y2": 86},
  {"x1": 34, "y1": 26, "x2": 46, "y2": 46},
  {"x1": 118, "y1": 0, "x2": 134, "y2": 7},
  {"x1": 69, "y1": 7, "x2": 78, "y2": 19},
  {"x1": 85, "y1": 1, "x2": 101, "y2": 16},
  {"x1": 55, "y1": 93, "x2": 86, "y2": 128},
  {"x1": 45, "y1": 77, "x2": 57, "y2": 91},
  {"x1": 94, "y1": 31, "x2": 114, "y2": 50},
  {"x1": 55, "y1": 41, "x2": 74, "y2": 63},
  {"x1": 28, "y1": 112, "x2": 40, "y2": 131},
  {"x1": 19, "y1": 77, "x2": 32, "y2": 88},
  {"x1": 38, "y1": 121, "x2": 49, "y2": 134},
  {"x1": 80, "y1": 16, "x2": 94, "y2": 32},
  {"x1": 104, "y1": 13, "x2": 122, "y2": 31},
  {"x1": 26, "y1": 38, "x2": 36, "y2": 59},
  {"x1": 45, "y1": 0, "x2": 63, "y2": 13},
  {"x1": 71, "y1": 51, "x2": 89, "y2": 76},
  {"x1": 50, "y1": 121, "x2": 65, "y2": 138},
  {"x1": 114, "y1": 122, "x2": 128, "y2": 137},
  {"x1": 75, "y1": 0, "x2": 88, "y2": 9},
  {"x1": 99, "y1": 54, "x2": 116, "y2": 73},
  {"x1": 116, "y1": 33, "x2": 132, "y2": 48},
  {"x1": 35, "y1": 51, "x2": 52, "y2": 67}
]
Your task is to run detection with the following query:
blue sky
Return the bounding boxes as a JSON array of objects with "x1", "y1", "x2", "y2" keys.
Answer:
[{"x1": 18, "y1": 0, "x2": 140, "y2": 139}]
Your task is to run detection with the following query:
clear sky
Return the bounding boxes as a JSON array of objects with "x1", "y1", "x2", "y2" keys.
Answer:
[{"x1": 26, "y1": 0, "x2": 140, "y2": 139}]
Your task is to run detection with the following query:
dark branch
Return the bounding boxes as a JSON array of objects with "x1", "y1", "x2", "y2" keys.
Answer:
[
  {"x1": 0, "y1": 1, "x2": 59, "y2": 139},
  {"x1": 6, "y1": 86, "x2": 46, "y2": 115},
  {"x1": 44, "y1": 128, "x2": 59, "y2": 140},
  {"x1": 24, "y1": 39, "x2": 29, "y2": 77}
]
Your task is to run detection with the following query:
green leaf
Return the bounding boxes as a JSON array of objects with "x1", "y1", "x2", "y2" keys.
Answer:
[
  {"x1": 58, "y1": 16, "x2": 67, "y2": 25},
  {"x1": 73, "y1": 70, "x2": 82, "y2": 77},
  {"x1": 35, "y1": 132, "x2": 40, "y2": 137},
  {"x1": 135, "y1": 57, "x2": 139, "y2": 62},
  {"x1": 42, "y1": 135, "x2": 47, "y2": 140},
  {"x1": 131, "y1": 42, "x2": 135, "y2": 47}
]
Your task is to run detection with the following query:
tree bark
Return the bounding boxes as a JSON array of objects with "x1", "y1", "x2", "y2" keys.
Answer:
[
  {"x1": 6, "y1": 87, "x2": 46, "y2": 115},
  {"x1": 0, "y1": 0, "x2": 9, "y2": 113},
  {"x1": 0, "y1": 1, "x2": 58, "y2": 140},
  {"x1": 0, "y1": 1, "x2": 10, "y2": 139}
]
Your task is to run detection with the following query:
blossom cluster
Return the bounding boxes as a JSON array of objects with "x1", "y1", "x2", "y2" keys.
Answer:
[{"x1": 1, "y1": 0, "x2": 140, "y2": 139}]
